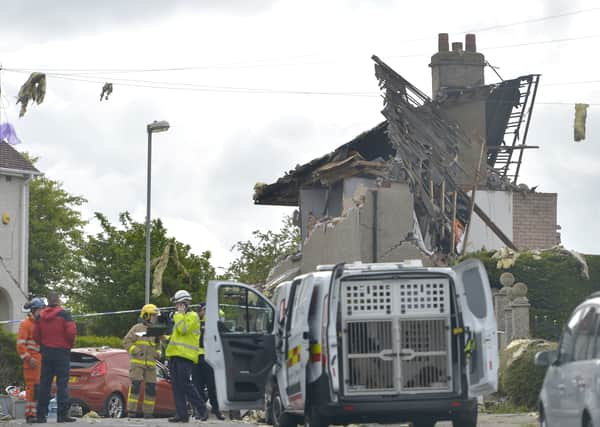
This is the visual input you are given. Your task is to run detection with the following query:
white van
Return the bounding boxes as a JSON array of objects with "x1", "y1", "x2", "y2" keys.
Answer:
[{"x1": 204, "y1": 259, "x2": 497, "y2": 427}]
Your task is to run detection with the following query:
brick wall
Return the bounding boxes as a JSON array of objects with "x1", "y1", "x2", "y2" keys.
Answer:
[{"x1": 512, "y1": 192, "x2": 560, "y2": 250}]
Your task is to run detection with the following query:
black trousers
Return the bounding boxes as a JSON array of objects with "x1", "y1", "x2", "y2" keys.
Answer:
[
  {"x1": 37, "y1": 351, "x2": 70, "y2": 418},
  {"x1": 192, "y1": 355, "x2": 219, "y2": 412},
  {"x1": 169, "y1": 356, "x2": 206, "y2": 419}
]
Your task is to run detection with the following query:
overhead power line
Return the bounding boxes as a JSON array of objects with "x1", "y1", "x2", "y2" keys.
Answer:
[{"x1": 4, "y1": 6, "x2": 600, "y2": 75}]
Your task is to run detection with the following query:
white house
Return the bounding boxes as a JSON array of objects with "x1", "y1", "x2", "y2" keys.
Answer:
[{"x1": 0, "y1": 142, "x2": 40, "y2": 331}]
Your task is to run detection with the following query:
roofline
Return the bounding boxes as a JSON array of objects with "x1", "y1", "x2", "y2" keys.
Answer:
[{"x1": 0, "y1": 167, "x2": 43, "y2": 177}]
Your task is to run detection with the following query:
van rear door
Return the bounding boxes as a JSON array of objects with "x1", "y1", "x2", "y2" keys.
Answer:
[
  {"x1": 452, "y1": 259, "x2": 498, "y2": 396},
  {"x1": 205, "y1": 281, "x2": 276, "y2": 410}
]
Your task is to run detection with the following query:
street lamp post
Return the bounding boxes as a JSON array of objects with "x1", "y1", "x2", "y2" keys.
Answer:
[{"x1": 145, "y1": 120, "x2": 170, "y2": 305}]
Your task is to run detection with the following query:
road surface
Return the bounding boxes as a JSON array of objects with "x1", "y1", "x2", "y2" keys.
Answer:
[{"x1": 2, "y1": 412, "x2": 539, "y2": 426}]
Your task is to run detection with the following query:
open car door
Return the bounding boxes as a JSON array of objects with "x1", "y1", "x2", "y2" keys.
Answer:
[
  {"x1": 452, "y1": 259, "x2": 498, "y2": 396},
  {"x1": 205, "y1": 280, "x2": 276, "y2": 411}
]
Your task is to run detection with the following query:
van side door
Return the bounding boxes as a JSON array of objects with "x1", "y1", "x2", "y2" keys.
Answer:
[
  {"x1": 283, "y1": 277, "x2": 312, "y2": 411},
  {"x1": 205, "y1": 281, "x2": 276, "y2": 411},
  {"x1": 452, "y1": 259, "x2": 498, "y2": 396}
]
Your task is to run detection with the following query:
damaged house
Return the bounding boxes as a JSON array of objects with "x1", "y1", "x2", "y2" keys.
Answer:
[{"x1": 255, "y1": 34, "x2": 560, "y2": 287}]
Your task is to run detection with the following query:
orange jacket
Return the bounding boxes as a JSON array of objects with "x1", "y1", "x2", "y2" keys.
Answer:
[{"x1": 16, "y1": 315, "x2": 40, "y2": 362}]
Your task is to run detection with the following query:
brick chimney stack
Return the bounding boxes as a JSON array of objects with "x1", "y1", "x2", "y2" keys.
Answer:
[{"x1": 430, "y1": 33, "x2": 485, "y2": 99}]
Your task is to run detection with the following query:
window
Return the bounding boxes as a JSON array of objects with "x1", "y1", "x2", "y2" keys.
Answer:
[
  {"x1": 573, "y1": 307, "x2": 597, "y2": 361},
  {"x1": 462, "y1": 268, "x2": 487, "y2": 319},
  {"x1": 559, "y1": 307, "x2": 585, "y2": 363},
  {"x1": 218, "y1": 285, "x2": 273, "y2": 334}
]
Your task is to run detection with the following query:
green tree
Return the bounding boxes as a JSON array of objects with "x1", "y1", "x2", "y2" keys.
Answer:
[
  {"x1": 227, "y1": 215, "x2": 300, "y2": 286},
  {"x1": 29, "y1": 173, "x2": 87, "y2": 297},
  {"x1": 75, "y1": 212, "x2": 215, "y2": 336}
]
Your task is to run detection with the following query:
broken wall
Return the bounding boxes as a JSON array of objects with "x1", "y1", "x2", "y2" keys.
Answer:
[
  {"x1": 301, "y1": 182, "x2": 427, "y2": 273},
  {"x1": 300, "y1": 206, "x2": 368, "y2": 273},
  {"x1": 512, "y1": 192, "x2": 560, "y2": 250}
]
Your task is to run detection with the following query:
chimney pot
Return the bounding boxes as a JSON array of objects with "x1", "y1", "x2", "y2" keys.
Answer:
[
  {"x1": 465, "y1": 34, "x2": 476, "y2": 52},
  {"x1": 452, "y1": 42, "x2": 463, "y2": 52},
  {"x1": 438, "y1": 33, "x2": 449, "y2": 52}
]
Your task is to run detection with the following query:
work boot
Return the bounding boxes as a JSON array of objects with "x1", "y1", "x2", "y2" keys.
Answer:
[
  {"x1": 26, "y1": 416, "x2": 38, "y2": 424},
  {"x1": 30, "y1": 416, "x2": 47, "y2": 423},
  {"x1": 212, "y1": 410, "x2": 225, "y2": 420},
  {"x1": 168, "y1": 416, "x2": 189, "y2": 423},
  {"x1": 195, "y1": 410, "x2": 208, "y2": 421},
  {"x1": 57, "y1": 415, "x2": 76, "y2": 423}
]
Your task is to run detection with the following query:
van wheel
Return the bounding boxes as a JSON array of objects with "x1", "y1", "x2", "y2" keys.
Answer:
[
  {"x1": 270, "y1": 389, "x2": 297, "y2": 427},
  {"x1": 304, "y1": 405, "x2": 328, "y2": 427},
  {"x1": 452, "y1": 408, "x2": 477, "y2": 427}
]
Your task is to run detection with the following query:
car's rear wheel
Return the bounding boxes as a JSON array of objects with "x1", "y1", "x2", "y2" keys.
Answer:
[{"x1": 104, "y1": 393, "x2": 125, "y2": 418}]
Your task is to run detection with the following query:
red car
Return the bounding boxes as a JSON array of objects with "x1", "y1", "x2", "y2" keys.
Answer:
[{"x1": 57, "y1": 347, "x2": 176, "y2": 418}]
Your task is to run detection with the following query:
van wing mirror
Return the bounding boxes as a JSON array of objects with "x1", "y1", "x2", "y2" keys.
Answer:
[{"x1": 534, "y1": 350, "x2": 558, "y2": 367}]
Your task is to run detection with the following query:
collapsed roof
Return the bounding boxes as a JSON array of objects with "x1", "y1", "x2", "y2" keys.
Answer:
[{"x1": 253, "y1": 70, "x2": 539, "y2": 207}]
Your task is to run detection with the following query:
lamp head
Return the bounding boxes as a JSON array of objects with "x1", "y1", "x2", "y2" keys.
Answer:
[{"x1": 147, "y1": 120, "x2": 170, "y2": 133}]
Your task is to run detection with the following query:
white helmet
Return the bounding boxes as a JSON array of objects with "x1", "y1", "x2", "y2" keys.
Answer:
[{"x1": 171, "y1": 290, "x2": 192, "y2": 304}]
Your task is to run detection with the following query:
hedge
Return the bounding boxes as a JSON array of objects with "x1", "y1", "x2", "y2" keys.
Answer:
[
  {"x1": 0, "y1": 327, "x2": 23, "y2": 388},
  {"x1": 499, "y1": 339, "x2": 558, "y2": 409},
  {"x1": 465, "y1": 250, "x2": 600, "y2": 339},
  {"x1": 75, "y1": 335, "x2": 123, "y2": 349}
]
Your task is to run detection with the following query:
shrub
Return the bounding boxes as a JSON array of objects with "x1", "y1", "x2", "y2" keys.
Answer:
[
  {"x1": 500, "y1": 339, "x2": 558, "y2": 409},
  {"x1": 0, "y1": 327, "x2": 24, "y2": 388},
  {"x1": 75, "y1": 335, "x2": 123, "y2": 349}
]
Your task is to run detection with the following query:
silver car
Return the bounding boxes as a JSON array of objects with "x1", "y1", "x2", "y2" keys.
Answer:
[{"x1": 535, "y1": 294, "x2": 600, "y2": 427}]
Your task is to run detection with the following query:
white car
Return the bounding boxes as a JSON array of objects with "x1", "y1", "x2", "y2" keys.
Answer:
[{"x1": 535, "y1": 293, "x2": 600, "y2": 427}]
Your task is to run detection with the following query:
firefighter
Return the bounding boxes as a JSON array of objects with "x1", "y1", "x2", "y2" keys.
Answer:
[
  {"x1": 122, "y1": 304, "x2": 162, "y2": 418},
  {"x1": 17, "y1": 297, "x2": 46, "y2": 423},
  {"x1": 193, "y1": 303, "x2": 225, "y2": 420},
  {"x1": 165, "y1": 290, "x2": 208, "y2": 423}
]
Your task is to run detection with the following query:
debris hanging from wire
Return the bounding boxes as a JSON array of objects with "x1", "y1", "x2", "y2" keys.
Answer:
[
  {"x1": 100, "y1": 82, "x2": 113, "y2": 101},
  {"x1": 574, "y1": 103, "x2": 589, "y2": 142},
  {"x1": 16, "y1": 72, "x2": 46, "y2": 117}
]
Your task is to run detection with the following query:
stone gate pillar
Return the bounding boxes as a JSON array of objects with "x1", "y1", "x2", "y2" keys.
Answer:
[{"x1": 510, "y1": 282, "x2": 531, "y2": 339}]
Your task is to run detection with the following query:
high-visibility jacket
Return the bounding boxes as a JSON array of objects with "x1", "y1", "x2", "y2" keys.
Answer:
[
  {"x1": 166, "y1": 311, "x2": 201, "y2": 364},
  {"x1": 16, "y1": 315, "x2": 41, "y2": 363},
  {"x1": 123, "y1": 323, "x2": 160, "y2": 367}
]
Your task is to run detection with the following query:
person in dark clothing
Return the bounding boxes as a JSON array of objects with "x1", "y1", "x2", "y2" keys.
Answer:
[
  {"x1": 192, "y1": 303, "x2": 224, "y2": 420},
  {"x1": 33, "y1": 292, "x2": 77, "y2": 423}
]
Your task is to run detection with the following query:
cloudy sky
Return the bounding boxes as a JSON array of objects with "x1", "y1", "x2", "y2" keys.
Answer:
[{"x1": 2, "y1": 0, "x2": 599, "y2": 269}]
